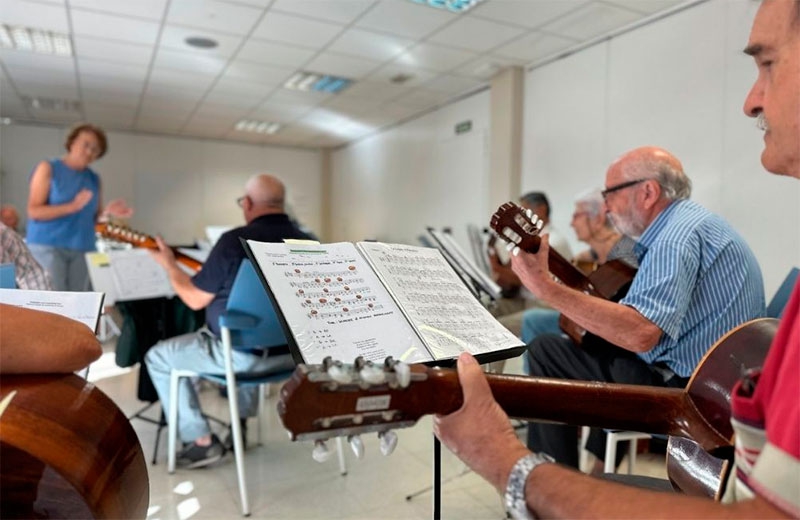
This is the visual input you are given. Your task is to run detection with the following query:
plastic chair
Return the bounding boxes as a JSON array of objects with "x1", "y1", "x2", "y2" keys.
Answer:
[
  {"x1": 0, "y1": 263, "x2": 16, "y2": 288},
  {"x1": 767, "y1": 267, "x2": 799, "y2": 318},
  {"x1": 166, "y1": 259, "x2": 346, "y2": 516},
  {"x1": 579, "y1": 425, "x2": 652, "y2": 474}
]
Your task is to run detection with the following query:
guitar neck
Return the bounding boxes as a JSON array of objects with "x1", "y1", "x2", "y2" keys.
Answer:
[
  {"x1": 95, "y1": 223, "x2": 203, "y2": 271},
  {"x1": 426, "y1": 370, "x2": 728, "y2": 451},
  {"x1": 547, "y1": 248, "x2": 598, "y2": 295}
]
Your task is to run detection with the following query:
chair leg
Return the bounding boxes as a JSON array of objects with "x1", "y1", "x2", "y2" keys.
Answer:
[
  {"x1": 579, "y1": 426, "x2": 590, "y2": 473},
  {"x1": 627, "y1": 437, "x2": 638, "y2": 474},
  {"x1": 257, "y1": 384, "x2": 265, "y2": 447},
  {"x1": 604, "y1": 432, "x2": 617, "y2": 474},
  {"x1": 336, "y1": 437, "x2": 347, "y2": 476},
  {"x1": 167, "y1": 371, "x2": 181, "y2": 473},
  {"x1": 222, "y1": 327, "x2": 250, "y2": 516}
]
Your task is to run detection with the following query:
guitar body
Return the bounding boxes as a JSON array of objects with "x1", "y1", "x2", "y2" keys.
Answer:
[
  {"x1": 558, "y1": 259, "x2": 637, "y2": 344},
  {"x1": 0, "y1": 374, "x2": 149, "y2": 519}
]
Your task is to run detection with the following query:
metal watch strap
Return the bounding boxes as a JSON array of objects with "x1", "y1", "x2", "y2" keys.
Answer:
[{"x1": 504, "y1": 452, "x2": 554, "y2": 520}]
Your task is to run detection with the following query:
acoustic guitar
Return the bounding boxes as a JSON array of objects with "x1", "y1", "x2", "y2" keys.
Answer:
[
  {"x1": 490, "y1": 202, "x2": 637, "y2": 344},
  {"x1": 0, "y1": 373, "x2": 149, "y2": 519},
  {"x1": 278, "y1": 317, "x2": 777, "y2": 499},
  {"x1": 95, "y1": 222, "x2": 203, "y2": 271}
]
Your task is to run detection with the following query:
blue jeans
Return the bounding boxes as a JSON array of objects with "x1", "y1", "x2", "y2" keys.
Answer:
[
  {"x1": 28, "y1": 244, "x2": 90, "y2": 291},
  {"x1": 520, "y1": 308, "x2": 562, "y2": 373},
  {"x1": 145, "y1": 327, "x2": 294, "y2": 442}
]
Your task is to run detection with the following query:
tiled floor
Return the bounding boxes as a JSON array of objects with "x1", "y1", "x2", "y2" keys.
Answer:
[{"x1": 89, "y1": 347, "x2": 667, "y2": 520}]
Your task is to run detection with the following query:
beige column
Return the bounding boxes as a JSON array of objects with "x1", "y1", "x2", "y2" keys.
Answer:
[{"x1": 489, "y1": 66, "x2": 524, "y2": 211}]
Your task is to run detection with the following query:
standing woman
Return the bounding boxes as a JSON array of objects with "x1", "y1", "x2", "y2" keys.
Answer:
[{"x1": 26, "y1": 123, "x2": 133, "y2": 291}]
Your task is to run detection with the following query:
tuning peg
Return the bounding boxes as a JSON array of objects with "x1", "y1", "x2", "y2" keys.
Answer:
[
  {"x1": 348, "y1": 435, "x2": 365, "y2": 459},
  {"x1": 378, "y1": 431, "x2": 398, "y2": 456},
  {"x1": 505, "y1": 241, "x2": 515, "y2": 252},
  {"x1": 393, "y1": 362, "x2": 411, "y2": 388},
  {"x1": 526, "y1": 208, "x2": 534, "y2": 220},
  {"x1": 536, "y1": 219, "x2": 544, "y2": 231},
  {"x1": 360, "y1": 364, "x2": 386, "y2": 385},
  {"x1": 328, "y1": 363, "x2": 352, "y2": 384},
  {"x1": 312, "y1": 440, "x2": 332, "y2": 463}
]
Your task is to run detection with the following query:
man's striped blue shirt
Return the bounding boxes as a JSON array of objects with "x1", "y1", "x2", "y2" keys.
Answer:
[{"x1": 620, "y1": 199, "x2": 765, "y2": 377}]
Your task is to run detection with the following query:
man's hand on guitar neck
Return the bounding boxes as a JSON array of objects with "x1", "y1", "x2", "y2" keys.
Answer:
[
  {"x1": 149, "y1": 236, "x2": 214, "y2": 311},
  {"x1": 149, "y1": 235, "x2": 178, "y2": 270},
  {"x1": 434, "y1": 353, "x2": 529, "y2": 495}
]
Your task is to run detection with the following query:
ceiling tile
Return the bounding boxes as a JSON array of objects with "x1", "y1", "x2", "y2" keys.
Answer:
[
  {"x1": 209, "y1": 77, "x2": 276, "y2": 98},
  {"x1": 73, "y1": 36, "x2": 153, "y2": 66},
  {"x1": 355, "y1": 0, "x2": 457, "y2": 39},
  {"x1": 166, "y1": 0, "x2": 263, "y2": 35},
  {"x1": 470, "y1": 0, "x2": 589, "y2": 29},
  {"x1": 251, "y1": 12, "x2": 344, "y2": 50},
  {"x1": 250, "y1": 102, "x2": 314, "y2": 122},
  {"x1": 391, "y1": 88, "x2": 450, "y2": 110},
  {"x1": 147, "y1": 68, "x2": 216, "y2": 91},
  {"x1": 6, "y1": 66, "x2": 76, "y2": 90},
  {"x1": 236, "y1": 39, "x2": 316, "y2": 68},
  {"x1": 0, "y1": 0, "x2": 69, "y2": 32},
  {"x1": 83, "y1": 104, "x2": 137, "y2": 126},
  {"x1": 224, "y1": 61, "x2": 295, "y2": 86},
  {"x1": 71, "y1": 10, "x2": 161, "y2": 45},
  {"x1": 81, "y1": 90, "x2": 141, "y2": 108},
  {"x1": 366, "y1": 63, "x2": 438, "y2": 88},
  {"x1": 427, "y1": 16, "x2": 526, "y2": 53},
  {"x1": 135, "y1": 116, "x2": 185, "y2": 133},
  {"x1": 493, "y1": 31, "x2": 577, "y2": 63},
  {"x1": 328, "y1": 28, "x2": 414, "y2": 61},
  {"x1": 16, "y1": 81, "x2": 79, "y2": 100},
  {"x1": 263, "y1": 88, "x2": 330, "y2": 109},
  {"x1": 394, "y1": 42, "x2": 478, "y2": 72},
  {"x1": 337, "y1": 80, "x2": 409, "y2": 102},
  {"x1": 160, "y1": 25, "x2": 244, "y2": 58},
  {"x1": 80, "y1": 76, "x2": 146, "y2": 95},
  {"x1": 69, "y1": 0, "x2": 168, "y2": 21},
  {"x1": 271, "y1": 0, "x2": 376, "y2": 25},
  {"x1": 202, "y1": 90, "x2": 264, "y2": 109},
  {"x1": 543, "y1": 1, "x2": 644, "y2": 40},
  {"x1": 1, "y1": 50, "x2": 74, "y2": 73},
  {"x1": 454, "y1": 55, "x2": 527, "y2": 80},
  {"x1": 139, "y1": 94, "x2": 200, "y2": 113},
  {"x1": 319, "y1": 95, "x2": 383, "y2": 117},
  {"x1": 603, "y1": 0, "x2": 685, "y2": 15},
  {"x1": 305, "y1": 52, "x2": 381, "y2": 79},
  {"x1": 153, "y1": 48, "x2": 228, "y2": 75},
  {"x1": 78, "y1": 58, "x2": 148, "y2": 82},
  {"x1": 422, "y1": 74, "x2": 484, "y2": 95},
  {"x1": 192, "y1": 102, "x2": 250, "y2": 118},
  {"x1": 299, "y1": 108, "x2": 375, "y2": 140}
]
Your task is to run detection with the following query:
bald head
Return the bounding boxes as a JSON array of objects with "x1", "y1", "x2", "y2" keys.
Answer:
[
  {"x1": 608, "y1": 146, "x2": 691, "y2": 201},
  {"x1": 240, "y1": 174, "x2": 286, "y2": 222}
]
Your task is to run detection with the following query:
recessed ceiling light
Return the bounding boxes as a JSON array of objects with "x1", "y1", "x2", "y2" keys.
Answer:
[
  {"x1": 235, "y1": 119, "x2": 281, "y2": 134},
  {"x1": 0, "y1": 24, "x2": 72, "y2": 56},
  {"x1": 407, "y1": 0, "x2": 484, "y2": 13},
  {"x1": 185, "y1": 36, "x2": 218, "y2": 49},
  {"x1": 284, "y1": 71, "x2": 353, "y2": 94}
]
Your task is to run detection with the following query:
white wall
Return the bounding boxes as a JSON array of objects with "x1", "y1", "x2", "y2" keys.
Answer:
[
  {"x1": 522, "y1": 0, "x2": 800, "y2": 298},
  {"x1": 330, "y1": 90, "x2": 491, "y2": 250},
  {"x1": 0, "y1": 124, "x2": 322, "y2": 244}
]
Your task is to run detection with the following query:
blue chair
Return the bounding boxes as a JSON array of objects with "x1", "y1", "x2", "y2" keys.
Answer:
[
  {"x1": 166, "y1": 259, "x2": 346, "y2": 516},
  {"x1": 767, "y1": 267, "x2": 799, "y2": 318},
  {"x1": 0, "y1": 263, "x2": 16, "y2": 288}
]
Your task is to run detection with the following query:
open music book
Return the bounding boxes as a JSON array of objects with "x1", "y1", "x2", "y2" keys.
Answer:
[{"x1": 245, "y1": 240, "x2": 524, "y2": 366}]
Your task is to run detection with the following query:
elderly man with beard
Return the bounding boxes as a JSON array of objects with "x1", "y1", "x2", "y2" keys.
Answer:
[{"x1": 517, "y1": 145, "x2": 765, "y2": 470}]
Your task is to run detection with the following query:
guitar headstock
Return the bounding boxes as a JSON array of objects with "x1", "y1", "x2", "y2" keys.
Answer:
[
  {"x1": 489, "y1": 202, "x2": 545, "y2": 253},
  {"x1": 278, "y1": 357, "x2": 461, "y2": 460},
  {"x1": 95, "y1": 222, "x2": 156, "y2": 249}
]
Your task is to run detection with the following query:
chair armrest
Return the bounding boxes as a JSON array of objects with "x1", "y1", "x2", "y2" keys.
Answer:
[{"x1": 219, "y1": 310, "x2": 259, "y2": 331}]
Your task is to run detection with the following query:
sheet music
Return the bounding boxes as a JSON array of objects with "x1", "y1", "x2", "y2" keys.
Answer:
[
  {"x1": 0, "y1": 289, "x2": 104, "y2": 332},
  {"x1": 247, "y1": 241, "x2": 432, "y2": 365},
  {"x1": 357, "y1": 242, "x2": 523, "y2": 360},
  {"x1": 107, "y1": 249, "x2": 175, "y2": 301}
]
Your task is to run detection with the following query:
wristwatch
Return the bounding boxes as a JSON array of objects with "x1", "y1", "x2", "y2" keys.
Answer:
[{"x1": 504, "y1": 451, "x2": 555, "y2": 520}]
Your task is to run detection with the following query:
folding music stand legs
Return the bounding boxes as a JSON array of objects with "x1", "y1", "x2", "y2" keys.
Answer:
[{"x1": 128, "y1": 401, "x2": 166, "y2": 464}]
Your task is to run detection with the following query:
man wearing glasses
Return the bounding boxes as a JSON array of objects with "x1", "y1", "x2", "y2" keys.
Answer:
[
  {"x1": 517, "y1": 145, "x2": 765, "y2": 471},
  {"x1": 146, "y1": 173, "x2": 313, "y2": 468}
]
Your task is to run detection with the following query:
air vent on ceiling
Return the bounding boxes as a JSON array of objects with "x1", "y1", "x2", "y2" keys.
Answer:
[
  {"x1": 284, "y1": 71, "x2": 353, "y2": 94},
  {"x1": 407, "y1": 0, "x2": 484, "y2": 13},
  {"x1": 389, "y1": 73, "x2": 414, "y2": 84},
  {"x1": 0, "y1": 24, "x2": 72, "y2": 56}
]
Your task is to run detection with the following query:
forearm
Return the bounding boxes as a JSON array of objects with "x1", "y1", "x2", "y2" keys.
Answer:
[
  {"x1": 27, "y1": 201, "x2": 79, "y2": 221},
  {"x1": 527, "y1": 463, "x2": 788, "y2": 519},
  {"x1": 538, "y1": 280, "x2": 660, "y2": 352},
  {"x1": 164, "y1": 264, "x2": 212, "y2": 310}
]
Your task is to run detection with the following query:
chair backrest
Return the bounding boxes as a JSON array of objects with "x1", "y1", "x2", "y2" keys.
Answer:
[
  {"x1": 224, "y1": 259, "x2": 287, "y2": 350},
  {"x1": 766, "y1": 267, "x2": 799, "y2": 318},
  {"x1": 0, "y1": 263, "x2": 16, "y2": 288}
]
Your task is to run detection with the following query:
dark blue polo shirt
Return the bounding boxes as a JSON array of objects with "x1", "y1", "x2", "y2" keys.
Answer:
[{"x1": 191, "y1": 213, "x2": 313, "y2": 337}]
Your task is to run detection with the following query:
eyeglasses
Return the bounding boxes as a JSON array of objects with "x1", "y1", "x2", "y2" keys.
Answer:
[
  {"x1": 601, "y1": 178, "x2": 649, "y2": 201},
  {"x1": 236, "y1": 196, "x2": 246, "y2": 207}
]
